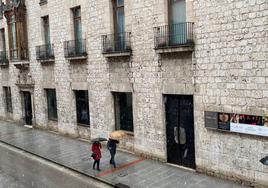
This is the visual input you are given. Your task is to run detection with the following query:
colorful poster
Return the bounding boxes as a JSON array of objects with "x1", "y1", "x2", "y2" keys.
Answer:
[
  {"x1": 218, "y1": 113, "x2": 230, "y2": 130},
  {"x1": 230, "y1": 114, "x2": 268, "y2": 137}
]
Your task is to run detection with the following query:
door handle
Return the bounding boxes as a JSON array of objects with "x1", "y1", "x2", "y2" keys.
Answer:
[{"x1": 174, "y1": 127, "x2": 179, "y2": 144}]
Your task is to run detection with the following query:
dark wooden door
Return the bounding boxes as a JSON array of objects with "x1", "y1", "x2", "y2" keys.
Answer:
[
  {"x1": 24, "y1": 91, "x2": 32, "y2": 125},
  {"x1": 165, "y1": 95, "x2": 195, "y2": 169}
]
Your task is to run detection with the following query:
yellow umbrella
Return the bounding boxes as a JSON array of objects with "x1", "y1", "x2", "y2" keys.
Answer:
[{"x1": 109, "y1": 130, "x2": 126, "y2": 140}]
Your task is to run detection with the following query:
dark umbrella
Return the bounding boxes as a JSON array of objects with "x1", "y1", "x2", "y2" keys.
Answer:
[
  {"x1": 260, "y1": 156, "x2": 268, "y2": 166},
  {"x1": 91, "y1": 137, "x2": 107, "y2": 143}
]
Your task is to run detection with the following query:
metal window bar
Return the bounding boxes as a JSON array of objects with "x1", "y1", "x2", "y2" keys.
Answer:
[
  {"x1": 154, "y1": 22, "x2": 194, "y2": 49},
  {"x1": 36, "y1": 44, "x2": 54, "y2": 60},
  {"x1": 0, "y1": 51, "x2": 8, "y2": 64},
  {"x1": 64, "y1": 39, "x2": 87, "y2": 58},
  {"x1": 102, "y1": 32, "x2": 131, "y2": 54},
  {"x1": 10, "y1": 48, "x2": 28, "y2": 61}
]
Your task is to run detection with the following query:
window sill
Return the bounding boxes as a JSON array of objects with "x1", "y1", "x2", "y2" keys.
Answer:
[
  {"x1": 117, "y1": 130, "x2": 134, "y2": 136},
  {"x1": 77, "y1": 123, "x2": 90, "y2": 128},
  {"x1": 48, "y1": 119, "x2": 58, "y2": 122}
]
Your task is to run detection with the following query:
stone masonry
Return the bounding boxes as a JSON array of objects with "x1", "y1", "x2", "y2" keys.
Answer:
[{"x1": 0, "y1": 0, "x2": 267, "y2": 187}]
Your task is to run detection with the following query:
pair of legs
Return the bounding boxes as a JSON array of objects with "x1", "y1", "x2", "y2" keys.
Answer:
[
  {"x1": 109, "y1": 151, "x2": 116, "y2": 168},
  {"x1": 93, "y1": 159, "x2": 100, "y2": 170}
]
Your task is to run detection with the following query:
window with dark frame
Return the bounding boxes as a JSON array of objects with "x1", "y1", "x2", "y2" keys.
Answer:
[
  {"x1": 114, "y1": 92, "x2": 133, "y2": 132},
  {"x1": 42, "y1": 16, "x2": 50, "y2": 45},
  {"x1": 113, "y1": 0, "x2": 125, "y2": 34},
  {"x1": 74, "y1": 90, "x2": 90, "y2": 126},
  {"x1": 72, "y1": 6, "x2": 82, "y2": 41},
  {"x1": 3, "y1": 87, "x2": 12, "y2": 113},
  {"x1": 46, "y1": 89, "x2": 57, "y2": 120}
]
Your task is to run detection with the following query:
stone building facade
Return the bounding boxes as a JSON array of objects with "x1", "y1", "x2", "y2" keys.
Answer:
[{"x1": 0, "y1": 0, "x2": 267, "y2": 187}]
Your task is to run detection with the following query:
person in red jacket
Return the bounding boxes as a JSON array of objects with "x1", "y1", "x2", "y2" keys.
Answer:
[{"x1": 91, "y1": 141, "x2": 102, "y2": 171}]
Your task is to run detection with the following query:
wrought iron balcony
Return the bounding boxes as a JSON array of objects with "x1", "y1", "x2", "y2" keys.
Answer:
[
  {"x1": 64, "y1": 39, "x2": 87, "y2": 59},
  {"x1": 0, "y1": 51, "x2": 9, "y2": 66},
  {"x1": 36, "y1": 44, "x2": 54, "y2": 61},
  {"x1": 102, "y1": 32, "x2": 131, "y2": 56},
  {"x1": 10, "y1": 48, "x2": 28, "y2": 61},
  {"x1": 154, "y1": 22, "x2": 194, "y2": 52}
]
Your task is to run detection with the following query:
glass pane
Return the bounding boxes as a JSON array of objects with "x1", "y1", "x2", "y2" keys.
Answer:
[
  {"x1": 170, "y1": 0, "x2": 186, "y2": 24},
  {"x1": 43, "y1": 16, "x2": 50, "y2": 45},
  {"x1": 75, "y1": 90, "x2": 90, "y2": 125},
  {"x1": 117, "y1": 0, "x2": 124, "y2": 7},
  {"x1": 4, "y1": 87, "x2": 12, "y2": 113},
  {"x1": 114, "y1": 92, "x2": 133, "y2": 132},
  {"x1": 170, "y1": 0, "x2": 187, "y2": 45},
  {"x1": 11, "y1": 16, "x2": 17, "y2": 50},
  {"x1": 47, "y1": 89, "x2": 57, "y2": 120}
]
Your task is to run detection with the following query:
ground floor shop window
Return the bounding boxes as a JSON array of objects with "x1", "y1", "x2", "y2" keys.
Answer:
[
  {"x1": 46, "y1": 89, "x2": 57, "y2": 120},
  {"x1": 113, "y1": 92, "x2": 133, "y2": 132},
  {"x1": 3, "y1": 87, "x2": 12, "y2": 113},
  {"x1": 74, "y1": 90, "x2": 90, "y2": 126}
]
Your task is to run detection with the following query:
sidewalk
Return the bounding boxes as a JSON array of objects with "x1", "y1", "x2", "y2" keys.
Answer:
[{"x1": 0, "y1": 120, "x2": 248, "y2": 188}]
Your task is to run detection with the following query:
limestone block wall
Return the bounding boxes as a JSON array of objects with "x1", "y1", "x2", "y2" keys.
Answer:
[{"x1": 193, "y1": 0, "x2": 268, "y2": 186}]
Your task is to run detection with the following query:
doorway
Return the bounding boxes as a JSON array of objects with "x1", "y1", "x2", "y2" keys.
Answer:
[
  {"x1": 165, "y1": 95, "x2": 195, "y2": 169},
  {"x1": 23, "y1": 91, "x2": 32, "y2": 125}
]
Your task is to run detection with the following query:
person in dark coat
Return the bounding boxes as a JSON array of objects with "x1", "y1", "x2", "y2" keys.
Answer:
[
  {"x1": 107, "y1": 139, "x2": 119, "y2": 168},
  {"x1": 91, "y1": 141, "x2": 102, "y2": 171}
]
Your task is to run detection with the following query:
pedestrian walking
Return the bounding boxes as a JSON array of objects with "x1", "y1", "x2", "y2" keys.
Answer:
[
  {"x1": 91, "y1": 141, "x2": 102, "y2": 171},
  {"x1": 107, "y1": 138, "x2": 119, "y2": 168}
]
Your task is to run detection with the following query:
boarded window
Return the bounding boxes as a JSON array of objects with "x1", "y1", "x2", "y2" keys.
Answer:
[
  {"x1": 46, "y1": 89, "x2": 57, "y2": 120},
  {"x1": 3, "y1": 87, "x2": 12, "y2": 113},
  {"x1": 114, "y1": 92, "x2": 133, "y2": 132},
  {"x1": 74, "y1": 90, "x2": 90, "y2": 126}
]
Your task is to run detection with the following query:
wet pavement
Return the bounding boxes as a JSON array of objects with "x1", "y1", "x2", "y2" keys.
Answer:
[
  {"x1": 0, "y1": 169, "x2": 27, "y2": 188},
  {"x1": 0, "y1": 120, "x2": 249, "y2": 188}
]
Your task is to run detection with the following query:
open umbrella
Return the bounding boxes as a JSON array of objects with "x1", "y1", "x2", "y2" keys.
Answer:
[
  {"x1": 260, "y1": 156, "x2": 268, "y2": 166},
  {"x1": 109, "y1": 130, "x2": 126, "y2": 140},
  {"x1": 91, "y1": 137, "x2": 108, "y2": 143}
]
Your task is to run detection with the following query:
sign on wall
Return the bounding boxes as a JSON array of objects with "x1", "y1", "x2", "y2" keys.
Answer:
[{"x1": 205, "y1": 111, "x2": 268, "y2": 137}]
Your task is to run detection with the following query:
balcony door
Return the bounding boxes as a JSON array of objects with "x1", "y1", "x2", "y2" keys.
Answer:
[
  {"x1": 113, "y1": 0, "x2": 125, "y2": 51},
  {"x1": 73, "y1": 7, "x2": 82, "y2": 54},
  {"x1": 169, "y1": 0, "x2": 186, "y2": 45},
  {"x1": 43, "y1": 16, "x2": 51, "y2": 58}
]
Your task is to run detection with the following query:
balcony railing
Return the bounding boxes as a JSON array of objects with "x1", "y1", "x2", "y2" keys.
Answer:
[
  {"x1": 102, "y1": 32, "x2": 131, "y2": 54},
  {"x1": 39, "y1": 0, "x2": 47, "y2": 5},
  {"x1": 154, "y1": 22, "x2": 194, "y2": 49},
  {"x1": 0, "y1": 51, "x2": 8, "y2": 65},
  {"x1": 10, "y1": 48, "x2": 28, "y2": 61},
  {"x1": 64, "y1": 39, "x2": 87, "y2": 58},
  {"x1": 36, "y1": 44, "x2": 54, "y2": 61}
]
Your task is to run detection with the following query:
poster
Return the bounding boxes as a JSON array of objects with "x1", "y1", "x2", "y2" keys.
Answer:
[
  {"x1": 230, "y1": 114, "x2": 268, "y2": 137},
  {"x1": 205, "y1": 111, "x2": 268, "y2": 137},
  {"x1": 218, "y1": 113, "x2": 230, "y2": 130}
]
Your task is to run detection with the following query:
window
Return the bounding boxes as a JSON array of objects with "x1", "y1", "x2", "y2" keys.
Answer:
[
  {"x1": 74, "y1": 90, "x2": 90, "y2": 125},
  {"x1": 46, "y1": 89, "x2": 57, "y2": 120},
  {"x1": 3, "y1": 87, "x2": 12, "y2": 113},
  {"x1": 114, "y1": 92, "x2": 133, "y2": 132},
  {"x1": 0, "y1": 29, "x2": 6, "y2": 52},
  {"x1": 113, "y1": 0, "x2": 125, "y2": 34},
  {"x1": 112, "y1": 0, "x2": 125, "y2": 50},
  {"x1": 42, "y1": 16, "x2": 50, "y2": 45},
  {"x1": 168, "y1": 0, "x2": 187, "y2": 45},
  {"x1": 9, "y1": 15, "x2": 17, "y2": 59},
  {"x1": 72, "y1": 6, "x2": 82, "y2": 41}
]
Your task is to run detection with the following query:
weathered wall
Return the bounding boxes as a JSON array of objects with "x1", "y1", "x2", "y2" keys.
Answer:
[
  {"x1": 193, "y1": 0, "x2": 268, "y2": 186},
  {"x1": 0, "y1": 0, "x2": 267, "y2": 186}
]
